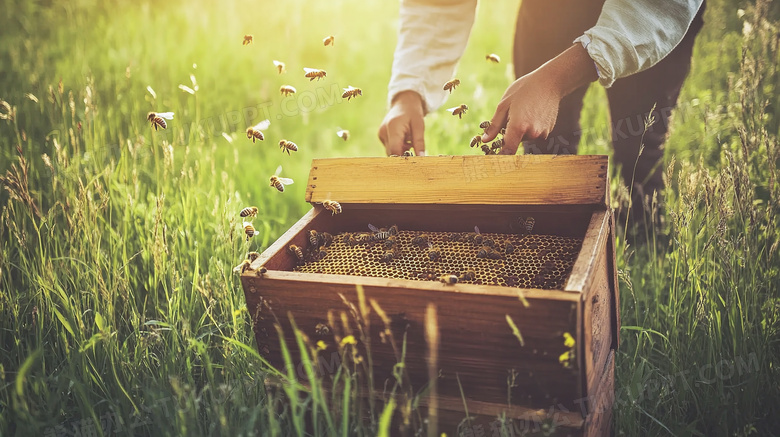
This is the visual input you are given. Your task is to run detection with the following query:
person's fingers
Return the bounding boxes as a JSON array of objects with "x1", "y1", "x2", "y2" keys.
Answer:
[
  {"x1": 386, "y1": 118, "x2": 407, "y2": 156},
  {"x1": 378, "y1": 123, "x2": 388, "y2": 148},
  {"x1": 410, "y1": 116, "x2": 426, "y2": 156},
  {"x1": 499, "y1": 123, "x2": 526, "y2": 155},
  {"x1": 482, "y1": 102, "x2": 508, "y2": 143}
]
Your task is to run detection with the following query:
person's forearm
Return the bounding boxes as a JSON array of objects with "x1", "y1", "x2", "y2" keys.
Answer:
[{"x1": 536, "y1": 44, "x2": 599, "y2": 100}]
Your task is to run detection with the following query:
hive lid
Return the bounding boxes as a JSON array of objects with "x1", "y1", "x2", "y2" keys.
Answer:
[{"x1": 305, "y1": 155, "x2": 608, "y2": 206}]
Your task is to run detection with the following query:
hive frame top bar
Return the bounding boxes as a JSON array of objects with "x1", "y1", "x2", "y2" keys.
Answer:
[{"x1": 306, "y1": 155, "x2": 608, "y2": 206}]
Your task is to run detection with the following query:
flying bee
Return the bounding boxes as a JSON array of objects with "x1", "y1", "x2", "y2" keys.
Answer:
[
  {"x1": 321, "y1": 200, "x2": 342, "y2": 215},
  {"x1": 319, "y1": 232, "x2": 334, "y2": 247},
  {"x1": 288, "y1": 244, "x2": 305, "y2": 264},
  {"x1": 459, "y1": 268, "x2": 476, "y2": 281},
  {"x1": 481, "y1": 144, "x2": 496, "y2": 155},
  {"x1": 473, "y1": 226, "x2": 483, "y2": 245},
  {"x1": 323, "y1": 35, "x2": 335, "y2": 46},
  {"x1": 486, "y1": 53, "x2": 501, "y2": 63},
  {"x1": 336, "y1": 129, "x2": 350, "y2": 141},
  {"x1": 308, "y1": 230, "x2": 320, "y2": 248},
  {"x1": 247, "y1": 251, "x2": 261, "y2": 262},
  {"x1": 304, "y1": 67, "x2": 327, "y2": 81},
  {"x1": 439, "y1": 274, "x2": 458, "y2": 285},
  {"x1": 518, "y1": 216, "x2": 536, "y2": 234},
  {"x1": 479, "y1": 120, "x2": 491, "y2": 131},
  {"x1": 269, "y1": 165, "x2": 294, "y2": 192},
  {"x1": 315, "y1": 323, "x2": 331, "y2": 336},
  {"x1": 504, "y1": 240, "x2": 515, "y2": 254},
  {"x1": 243, "y1": 34, "x2": 253, "y2": 45},
  {"x1": 443, "y1": 79, "x2": 460, "y2": 94},
  {"x1": 246, "y1": 119, "x2": 270, "y2": 142},
  {"x1": 412, "y1": 234, "x2": 429, "y2": 247},
  {"x1": 240, "y1": 206, "x2": 258, "y2": 218},
  {"x1": 427, "y1": 243, "x2": 441, "y2": 261},
  {"x1": 470, "y1": 135, "x2": 482, "y2": 148},
  {"x1": 273, "y1": 60, "x2": 286, "y2": 74},
  {"x1": 383, "y1": 236, "x2": 397, "y2": 249},
  {"x1": 233, "y1": 259, "x2": 252, "y2": 274},
  {"x1": 342, "y1": 86, "x2": 362, "y2": 101},
  {"x1": 368, "y1": 224, "x2": 392, "y2": 240},
  {"x1": 147, "y1": 112, "x2": 174, "y2": 130},
  {"x1": 279, "y1": 85, "x2": 296, "y2": 96},
  {"x1": 244, "y1": 221, "x2": 260, "y2": 241},
  {"x1": 447, "y1": 104, "x2": 468, "y2": 119},
  {"x1": 279, "y1": 139, "x2": 298, "y2": 155}
]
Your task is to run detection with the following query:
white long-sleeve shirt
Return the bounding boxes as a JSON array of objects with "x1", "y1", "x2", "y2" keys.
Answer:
[{"x1": 388, "y1": 0, "x2": 704, "y2": 113}]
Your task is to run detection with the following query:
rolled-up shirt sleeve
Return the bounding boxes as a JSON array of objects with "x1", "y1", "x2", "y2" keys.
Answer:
[
  {"x1": 574, "y1": 0, "x2": 704, "y2": 88},
  {"x1": 388, "y1": 0, "x2": 477, "y2": 113}
]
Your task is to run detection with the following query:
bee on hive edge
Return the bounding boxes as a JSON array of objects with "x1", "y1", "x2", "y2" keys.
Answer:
[
  {"x1": 240, "y1": 206, "x2": 258, "y2": 218},
  {"x1": 243, "y1": 34, "x2": 253, "y2": 45},
  {"x1": 336, "y1": 129, "x2": 350, "y2": 141},
  {"x1": 447, "y1": 104, "x2": 468, "y2": 119},
  {"x1": 412, "y1": 234, "x2": 429, "y2": 248},
  {"x1": 470, "y1": 135, "x2": 482, "y2": 148},
  {"x1": 256, "y1": 266, "x2": 268, "y2": 277},
  {"x1": 315, "y1": 322, "x2": 331, "y2": 336},
  {"x1": 273, "y1": 60, "x2": 286, "y2": 74},
  {"x1": 308, "y1": 230, "x2": 320, "y2": 248},
  {"x1": 427, "y1": 243, "x2": 441, "y2": 261},
  {"x1": 321, "y1": 200, "x2": 342, "y2": 215},
  {"x1": 304, "y1": 67, "x2": 327, "y2": 81},
  {"x1": 288, "y1": 245, "x2": 305, "y2": 264},
  {"x1": 244, "y1": 221, "x2": 260, "y2": 241},
  {"x1": 247, "y1": 251, "x2": 261, "y2": 262},
  {"x1": 269, "y1": 165, "x2": 294, "y2": 192},
  {"x1": 491, "y1": 138, "x2": 504, "y2": 153},
  {"x1": 279, "y1": 139, "x2": 298, "y2": 155},
  {"x1": 147, "y1": 112, "x2": 174, "y2": 130},
  {"x1": 233, "y1": 259, "x2": 252, "y2": 274},
  {"x1": 486, "y1": 53, "x2": 501, "y2": 63},
  {"x1": 403, "y1": 150, "x2": 414, "y2": 157},
  {"x1": 280, "y1": 85, "x2": 296, "y2": 96},
  {"x1": 481, "y1": 144, "x2": 497, "y2": 155},
  {"x1": 342, "y1": 86, "x2": 362, "y2": 101},
  {"x1": 443, "y1": 78, "x2": 460, "y2": 94},
  {"x1": 479, "y1": 120, "x2": 491, "y2": 131},
  {"x1": 246, "y1": 119, "x2": 270, "y2": 142},
  {"x1": 323, "y1": 35, "x2": 335, "y2": 46},
  {"x1": 439, "y1": 274, "x2": 459, "y2": 285}
]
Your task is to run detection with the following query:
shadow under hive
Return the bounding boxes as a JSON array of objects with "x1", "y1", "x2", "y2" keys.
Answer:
[{"x1": 294, "y1": 230, "x2": 583, "y2": 289}]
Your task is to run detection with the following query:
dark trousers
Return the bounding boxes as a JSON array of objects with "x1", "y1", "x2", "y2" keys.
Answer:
[{"x1": 514, "y1": 1, "x2": 706, "y2": 216}]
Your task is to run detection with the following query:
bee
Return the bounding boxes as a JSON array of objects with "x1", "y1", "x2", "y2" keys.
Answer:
[
  {"x1": 304, "y1": 67, "x2": 327, "y2": 81},
  {"x1": 487, "y1": 250, "x2": 503, "y2": 260},
  {"x1": 481, "y1": 144, "x2": 496, "y2": 155},
  {"x1": 447, "y1": 104, "x2": 468, "y2": 119},
  {"x1": 383, "y1": 235, "x2": 397, "y2": 249},
  {"x1": 470, "y1": 135, "x2": 482, "y2": 148},
  {"x1": 279, "y1": 139, "x2": 298, "y2": 155},
  {"x1": 147, "y1": 112, "x2": 174, "y2": 130},
  {"x1": 504, "y1": 240, "x2": 515, "y2": 254},
  {"x1": 473, "y1": 226, "x2": 483, "y2": 245},
  {"x1": 240, "y1": 206, "x2": 258, "y2": 218},
  {"x1": 479, "y1": 120, "x2": 491, "y2": 131},
  {"x1": 448, "y1": 233, "x2": 463, "y2": 242},
  {"x1": 500, "y1": 127, "x2": 506, "y2": 136},
  {"x1": 403, "y1": 150, "x2": 414, "y2": 157},
  {"x1": 388, "y1": 225, "x2": 399, "y2": 236},
  {"x1": 323, "y1": 35, "x2": 335, "y2": 46},
  {"x1": 288, "y1": 244, "x2": 305, "y2": 264},
  {"x1": 336, "y1": 129, "x2": 350, "y2": 141},
  {"x1": 233, "y1": 259, "x2": 252, "y2": 274},
  {"x1": 412, "y1": 234, "x2": 429, "y2": 247},
  {"x1": 342, "y1": 86, "x2": 362, "y2": 101},
  {"x1": 476, "y1": 245, "x2": 491, "y2": 259},
  {"x1": 368, "y1": 223, "x2": 392, "y2": 240},
  {"x1": 482, "y1": 237, "x2": 495, "y2": 247},
  {"x1": 380, "y1": 248, "x2": 398, "y2": 263},
  {"x1": 244, "y1": 221, "x2": 260, "y2": 241},
  {"x1": 319, "y1": 232, "x2": 333, "y2": 247},
  {"x1": 355, "y1": 232, "x2": 374, "y2": 244},
  {"x1": 427, "y1": 243, "x2": 441, "y2": 261},
  {"x1": 346, "y1": 235, "x2": 359, "y2": 247},
  {"x1": 518, "y1": 216, "x2": 536, "y2": 234},
  {"x1": 491, "y1": 138, "x2": 504, "y2": 152},
  {"x1": 246, "y1": 119, "x2": 270, "y2": 142},
  {"x1": 308, "y1": 230, "x2": 320, "y2": 248},
  {"x1": 439, "y1": 274, "x2": 458, "y2": 285},
  {"x1": 247, "y1": 251, "x2": 261, "y2": 262},
  {"x1": 317, "y1": 246, "x2": 329, "y2": 259},
  {"x1": 280, "y1": 85, "x2": 296, "y2": 96},
  {"x1": 273, "y1": 60, "x2": 286, "y2": 74},
  {"x1": 417, "y1": 271, "x2": 438, "y2": 281},
  {"x1": 459, "y1": 268, "x2": 476, "y2": 281},
  {"x1": 256, "y1": 266, "x2": 268, "y2": 277},
  {"x1": 321, "y1": 200, "x2": 342, "y2": 215},
  {"x1": 531, "y1": 272, "x2": 546, "y2": 288},
  {"x1": 443, "y1": 79, "x2": 460, "y2": 94},
  {"x1": 243, "y1": 34, "x2": 253, "y2": 45},
  {"x1": 486, "y1": 53, "x2": 501, "y2": 63},
  {"x1": 269, "y1": 165, "x2": 294, "y2": 192},
  {"x1": 315, "y1": 323, "x2": 331, "y2": 336}
]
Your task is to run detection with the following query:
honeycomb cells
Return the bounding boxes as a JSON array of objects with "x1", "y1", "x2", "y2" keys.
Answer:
[{"x1": 294, "y1": 230, "x2": 582, "y2": 290}]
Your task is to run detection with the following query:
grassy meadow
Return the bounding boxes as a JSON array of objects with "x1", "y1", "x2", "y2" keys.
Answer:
[{"x1": 1, "y1": 0, "x2": 779, "y2": 435}]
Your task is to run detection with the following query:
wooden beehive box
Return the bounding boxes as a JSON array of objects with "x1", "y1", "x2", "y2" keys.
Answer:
[{"x1": 241, "y1": 155, "x2": 620, "y2": 436}]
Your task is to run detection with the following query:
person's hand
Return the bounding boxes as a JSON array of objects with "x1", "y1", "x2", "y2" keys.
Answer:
[
  {"x1": 378, "y1": 91, "x2": 426, "y2": 156},
  {"x1": 481, "y1": 71, "x2": 561, "y2": 155},
  {"x1": 481, "y1": 43, "x2": 598, "y2": 155}
]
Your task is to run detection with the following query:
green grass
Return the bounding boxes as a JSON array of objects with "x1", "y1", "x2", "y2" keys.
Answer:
[{"x1": 1, "y1": 0, "x2": 779, "y2": 435}]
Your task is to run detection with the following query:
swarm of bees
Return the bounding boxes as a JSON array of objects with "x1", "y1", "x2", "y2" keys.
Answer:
[
  {"x1": 243, "y1": 35, "x2": 253, "y2": 45},
  {"x1": 147, "y1": 112, "x2": 174, "y2": 130},
  {"x1": 280, "y1": 85, "x2": 296, "y2": 96},
  {"x1": 447, "y1": 104, "x2": 468, "y2": 119},
  {"x1": 469, "y1": 121, "x2": 506, "y2": 154},
  {"x1": 443, "y1": 79, "x2": 460, "y2": 94},
  {"x1": 342, "y1": 86, "x2": 362, "y2": 101}
]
